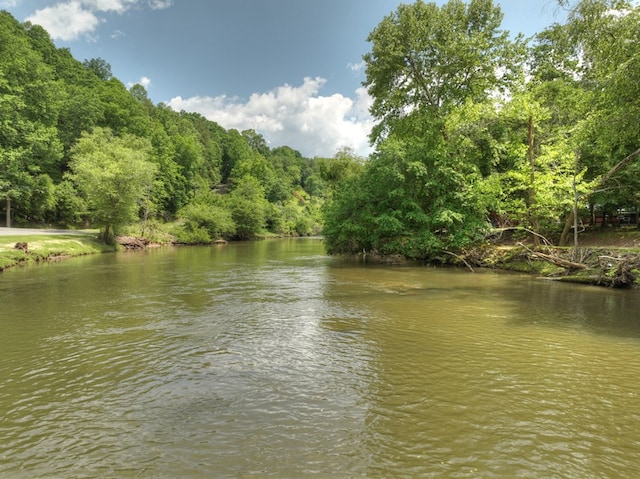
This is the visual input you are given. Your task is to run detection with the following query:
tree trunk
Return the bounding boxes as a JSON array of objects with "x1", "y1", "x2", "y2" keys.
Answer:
[
  {"x1": 528, "y1": 115, "x2": 539, "y2": 246},
  {"x1": 559, "y1": 211, "x2": 574, "y2": 246},
  {"x1": 103, "y1": 224, "x2": 111, "y2": 243},
  {"x1": 5, "y1": 195, "x2": 10, "y2": 228},
  {"x1": 572, "y1": 165, "x2": 580, "y2": 262},
  {"x1": 558, "y1": 146, "x2": 640, "y2": 244}
]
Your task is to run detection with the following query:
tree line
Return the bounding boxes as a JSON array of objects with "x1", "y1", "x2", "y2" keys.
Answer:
[
  {"x1": 324, "y1": 0, "x2": 640, "y2": 259},
  {"x1": 0, "y1": 10, "x2": 361, "y2": 242},
  {"x1": 3, "y1": 1, "x2": 639, "y2": 258}
]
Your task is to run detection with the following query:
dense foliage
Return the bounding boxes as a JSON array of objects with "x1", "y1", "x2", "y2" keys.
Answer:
[
  {"x1": 0, "y1": 10, "x2": 356, "y2": 241},
  {"x1": 323, "y1": 0, "x2": 640, "y2": 258},
  {"x1": 3, "y1": 1, "x2": 640, "y2": 256}
]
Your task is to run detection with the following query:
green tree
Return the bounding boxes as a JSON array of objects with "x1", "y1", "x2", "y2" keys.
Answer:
[
  {"x1": 227, "y1": 176, "x2": 267, "y2": 240},
  {"x1": 69, "y1": 128, "x2": 157, "y2": 241},
  {"x1": 324, "y1": 0, "x2": 521, "y2": 258},
  {"x1": 364, "y1": 0, "x2": 523, "y2": 144},
  {"x1": 565, "y1": 1, "x2": 640, "y2": 209},
  {"x1": 82, "y1": 57, "x2": 112, "y2": 81},
  {"x1": 176, "y1": 189, "x2": 235, "y2": 243},
  {"x1": 0, "y1": 11, "x2": 63, "y2": 226}
]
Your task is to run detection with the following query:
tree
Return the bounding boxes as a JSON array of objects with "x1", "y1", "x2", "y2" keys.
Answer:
[
  {"x1": 324, "y1": 0, "x2": 522, "y2": 258},
  {"x1": 176, "y1": 189, "x2": 235, "y2": 243},
  {"x1": 566, "y1": 1, "x2": 640, "y2": 204},
  {"x1": 227, "y1": 176, "x2": 267, "y2": 240},
  {"x1": 0, "y1": 11, "x2": 63, "y2": 226},
  {"x1": 363, "y1": 0, "x2": 523, "y2": 144},
  {"x1": 82, "y1": 57, "x2": 112, "y2": 81},
  {"x1": 69, "y1": 128, "x2": 157, "y2": 241}
]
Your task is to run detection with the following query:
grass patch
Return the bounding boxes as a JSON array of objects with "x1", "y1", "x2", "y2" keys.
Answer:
[{"x1": 0, "y1": 233, "x2": 115, "y2": 271}]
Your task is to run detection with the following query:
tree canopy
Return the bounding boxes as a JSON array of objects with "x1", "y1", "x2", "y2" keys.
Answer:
[
  {"x1": 0, "y1": 10, "x2": 336, "y2": 240},
  {"x1": 323, "y1": 0, "x2": 640, "y2": 258}
]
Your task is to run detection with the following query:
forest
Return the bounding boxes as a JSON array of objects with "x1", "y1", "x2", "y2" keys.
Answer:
[
  {"x1": 0, "y1": 8, "x2": 361, "y2": 244},
  {"x1": 2, "y1": 0, "x2": 640, "y2": 260}
]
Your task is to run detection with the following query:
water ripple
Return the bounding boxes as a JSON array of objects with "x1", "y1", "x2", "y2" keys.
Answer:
[{"x1": 2, "y1": 242, "x2": 640, "y2": 478}]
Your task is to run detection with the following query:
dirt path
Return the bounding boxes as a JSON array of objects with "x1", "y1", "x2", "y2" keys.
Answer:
[{"x1": 0, "y1": 227, "x2": 93, "y2": 236}]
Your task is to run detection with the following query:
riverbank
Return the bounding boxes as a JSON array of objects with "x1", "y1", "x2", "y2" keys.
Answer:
[
  {"x1": 0, "y1": 230, "x2": 115, "y2": 272},
  {"x1": 3, "y1": 227, "x2": 640, "y2": 289},
  {"x1": 354, "y1": 229, "x2": 640, "y2": 289},
  {"x1": 449, "y1": 229, "x2": 640, "y2": 289}
]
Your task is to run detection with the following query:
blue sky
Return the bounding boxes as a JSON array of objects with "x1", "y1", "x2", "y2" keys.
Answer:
[{"x1": 2, "y1": 0, "x2": 567, "y2": 157}]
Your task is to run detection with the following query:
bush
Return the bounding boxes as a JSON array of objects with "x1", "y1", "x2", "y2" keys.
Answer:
[{"x1": 178, "y1": 198, "x2": 236, "y2": 242}]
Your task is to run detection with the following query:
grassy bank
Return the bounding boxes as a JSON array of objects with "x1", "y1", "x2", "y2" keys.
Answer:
[{"x1": 0, "y1": 233, "x2": 115, "y2": 272}]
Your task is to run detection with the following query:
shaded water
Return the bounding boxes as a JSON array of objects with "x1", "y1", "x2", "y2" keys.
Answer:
[{"x1": 1, "y1": 238, "x2": 640, "y2": 478}]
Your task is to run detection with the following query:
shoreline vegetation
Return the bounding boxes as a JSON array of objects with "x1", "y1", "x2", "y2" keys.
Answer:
[
  {"x1": 2, "y1": 226, "x2": 639, "y2": 289},
  {"x1": 336, "y1": 228, "x2": 640, "y2": 289}
]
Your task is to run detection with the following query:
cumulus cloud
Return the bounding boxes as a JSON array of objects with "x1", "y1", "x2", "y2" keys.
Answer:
[
  {"x1": 0, "y1": 0, "x2": 19, "y2": 8},
  {"x1": 82, "y1": 0, "x2": 136, "y2": 13},
  {"x1": 167, "y1": 77, "x2": 375, "y2": 158},
  {"x1": 24, "y1": 0, "x2": 171, "y2": 41},
  {"x1": 26, "y1": 2, "x2": 100, "y2": 41}
]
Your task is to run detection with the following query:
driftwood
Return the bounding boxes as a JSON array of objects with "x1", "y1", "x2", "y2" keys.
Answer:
[
  {"x1": 596, "y1": 254, "x2": 640, "y2": 288},
  {"x1": 443, "y1": 250, "x2": 475, "y2": 272}
]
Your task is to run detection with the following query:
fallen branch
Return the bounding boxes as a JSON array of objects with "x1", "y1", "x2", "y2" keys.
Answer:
[
  {"x1": 443, "y1": 250, "x2": 475, "y2": 272},
  {"x1": 518, "y1": 242, "x2": 588, "y2": 270},
  {"x1": 117, "y1": 236, "x2": 147, "y2": 250}
]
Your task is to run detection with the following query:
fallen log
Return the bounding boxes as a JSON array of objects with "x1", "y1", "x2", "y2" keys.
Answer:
[
  {"x1": 517, "y1": 242, "x2": 588, "y2": 270},
  {"x1": 530, "y1": 251, "x2": 589, "y2": 270},
  {"x1": 14, "y1": 242, "x2": 28, "y2": 252}
]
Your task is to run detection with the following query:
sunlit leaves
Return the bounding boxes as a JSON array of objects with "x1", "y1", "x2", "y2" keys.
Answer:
[
  {"x1": 364, "y1": 0, "x2": 523, "y2": 143},
  {"x1": 69, "y1": 128, "x2": 157, "y2": 239}
]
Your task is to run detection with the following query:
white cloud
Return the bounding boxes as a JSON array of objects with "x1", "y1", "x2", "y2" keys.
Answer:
[
  {"x1": 148, "y1": 0, "x2": 172, "y2": 10},
  {"x1": 24, "y1": 0, "x2": 172, "y2": 41},
  {"x1": 347, "y1": 61, "x2": 366, "y2": 73},
  {"x1": 82, "y1": 0, "x2": 135, "y2": 13},
  {"x1": 0, "y1": 0, "x2": 19, "y2": 8},
  {"x1": 127, "y1": 76, "x2": 151, "y2": 88},
  {"x1": 167, "y1": 77, "x2": 375, "y2": 158},
  {"x1": 26, "y1": 1, "x2": 100, "y2": 42},
  {"x1": 110, "y1": 29, "x2": 125, "y2": 39}
]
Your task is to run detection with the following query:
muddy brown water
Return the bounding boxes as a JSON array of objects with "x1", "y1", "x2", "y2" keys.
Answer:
[{"x1": 1, "y1": 238, "x2": 640, "y2": 478}]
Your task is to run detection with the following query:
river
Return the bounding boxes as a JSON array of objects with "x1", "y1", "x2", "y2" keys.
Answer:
[{"x1": 1, "y1": 238, "x2": 640, "y2": 478}]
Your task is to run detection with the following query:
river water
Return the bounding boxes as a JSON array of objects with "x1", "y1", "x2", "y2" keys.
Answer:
[{"x1": 1, "y1": 238, "x2": 640, "y2": 478}]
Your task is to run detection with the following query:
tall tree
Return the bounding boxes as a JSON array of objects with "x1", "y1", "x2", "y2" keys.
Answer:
[
  {"x1": 364, "y1": 0, "x2": 523, "y2": 143},
  {"x1": 325, "y1": 0, "x2": 522, "y2": 257},
  {"x1": 69, "y1": 128, "x2": 157, "y2": 241}
]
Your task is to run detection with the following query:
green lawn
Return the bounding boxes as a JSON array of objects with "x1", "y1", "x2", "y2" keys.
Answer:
[{"x1": 0, "y1": 233, "x2": 115, "y2": 271}]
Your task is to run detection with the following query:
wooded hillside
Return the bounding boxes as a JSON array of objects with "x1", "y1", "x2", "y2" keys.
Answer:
[{"x1": 0, "y1": 10, "x2": 361, "y2": 242}]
